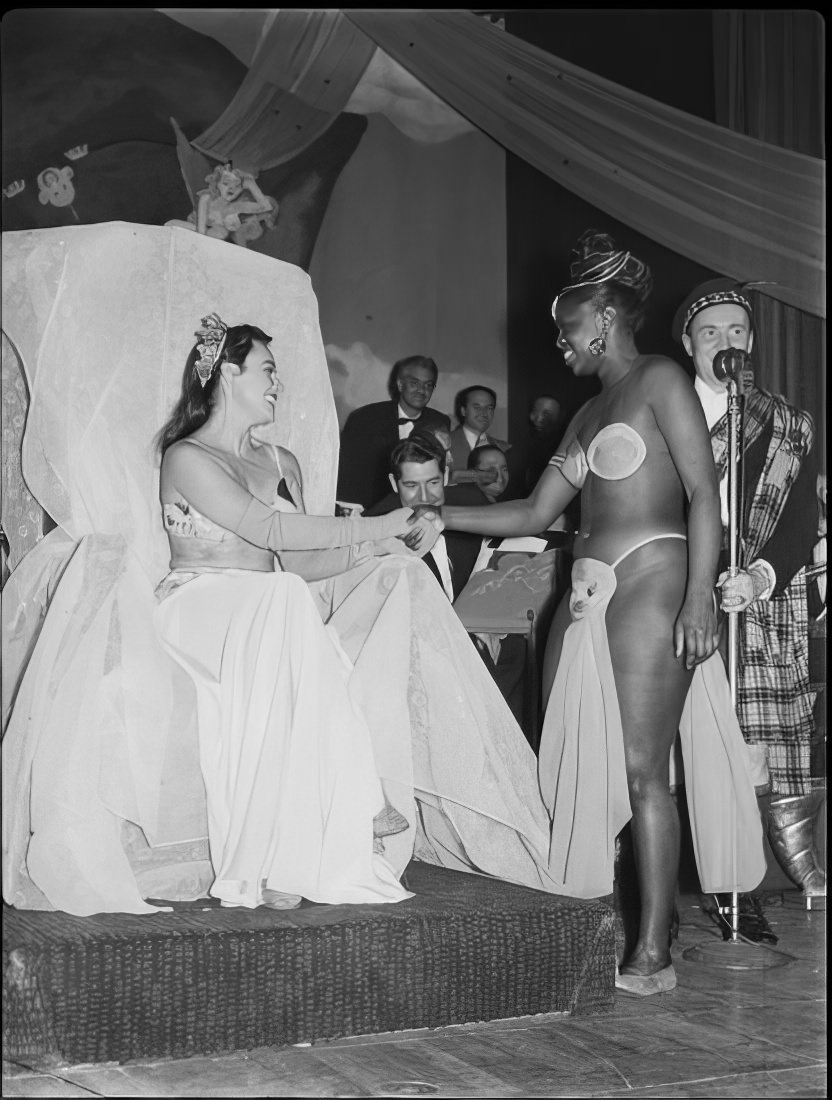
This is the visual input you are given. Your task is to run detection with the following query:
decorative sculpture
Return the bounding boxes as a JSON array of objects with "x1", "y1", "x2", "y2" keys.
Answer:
[{"x1": 166, "y1": 161, "x2": 278, "y2": 247}]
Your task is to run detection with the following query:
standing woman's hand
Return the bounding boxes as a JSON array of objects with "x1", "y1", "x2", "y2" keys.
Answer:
[{"x1": 674, "y1": 591, "x2": 720, "y2": 670}]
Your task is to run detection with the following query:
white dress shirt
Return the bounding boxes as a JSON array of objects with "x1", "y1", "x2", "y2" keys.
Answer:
[
  {"x1": 430, "y1": 534, "x2": 455, "y2": 602},
  {"x1": 463, "y1": 425, "x2": 488, "y2": 452},
  {"x1": 398, "y1": 405, "x2": 419, "y2": 440}
]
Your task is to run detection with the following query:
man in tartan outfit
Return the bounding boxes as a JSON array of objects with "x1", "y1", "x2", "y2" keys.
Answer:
[{"x1": 674, "y1": 279, "x2": 824, "y2": 940}]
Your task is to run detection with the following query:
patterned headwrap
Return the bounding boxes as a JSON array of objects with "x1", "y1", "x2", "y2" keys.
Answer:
[
  {"x1": 551, "y1": 230, "x2": 653, "y2": 316},
  {"x1": 671, "y1": 278, "x2": 754, "y2": 343}
]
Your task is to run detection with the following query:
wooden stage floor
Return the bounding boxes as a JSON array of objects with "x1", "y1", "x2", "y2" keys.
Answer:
[{"x1": 2, "y1": 887, "x2": 825, "y2": 1098}]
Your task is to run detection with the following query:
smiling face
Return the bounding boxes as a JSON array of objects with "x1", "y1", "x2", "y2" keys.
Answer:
[
  {"x1": 391, "y1": 459, "x2": 446, "y2": 509},
  {"x1": 553, "y1": 293, "x2": 606, "y2": 377},
  {"x1": 234, "y1": 339, "x2": 279, "y2": 423},
  {"x1": 461, "y1": 389, "x2": 496, "y2": 434},
  {"x1": 470, "y1": 446, "x2": 509, "y2": 502},
  {"x1": 682, "y1": 303, "x2": 754, "y2": 393}
]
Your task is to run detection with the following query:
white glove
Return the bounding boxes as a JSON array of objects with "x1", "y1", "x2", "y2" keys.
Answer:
[{"x1": 717, "y1": 562, "x2": 770, "y2": 612}]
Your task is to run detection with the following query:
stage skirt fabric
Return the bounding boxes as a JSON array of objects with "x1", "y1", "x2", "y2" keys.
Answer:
[
  {"x1": 4, "y1": 547, "x2": 571, "y2": 915},
  {"x1": 154, "y1": 568, "x2": 409, "y2": 908}
]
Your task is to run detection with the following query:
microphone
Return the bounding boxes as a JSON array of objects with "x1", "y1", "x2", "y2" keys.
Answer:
[{"x1": 713, "y1": 347, "x2": 752, "y2": 384}]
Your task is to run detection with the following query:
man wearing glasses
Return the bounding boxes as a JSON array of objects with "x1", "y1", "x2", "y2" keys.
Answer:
[{"x1": 337, "y1": 355, "x2": 451, "y2": 512}]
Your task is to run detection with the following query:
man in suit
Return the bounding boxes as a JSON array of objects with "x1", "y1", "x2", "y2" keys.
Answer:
[
  {"x1": 673, "y1": 277, "x2": 822, "y2": 940},
  {"x1": 336, "y1": 355, "x2": 451, "y2": 512},
  {"x1": 448, "y1": 385, "x2": 511, "y2": 478},
  {"x1": 367, "y1": 432, "x2": 526, "y2": 722}
]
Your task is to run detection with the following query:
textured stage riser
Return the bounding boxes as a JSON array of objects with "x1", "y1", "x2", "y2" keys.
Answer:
[{"x1": 4, "y1": 863, "x2": 616, "y2": 1065}]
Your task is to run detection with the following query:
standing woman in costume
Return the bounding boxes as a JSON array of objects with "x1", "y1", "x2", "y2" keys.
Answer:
[
  {"x1": 154, "y1": 314, "x2": 436, "y2": 911},
  {"x1": 442, "y1": 232, "x2": 764, "y2": 993}
]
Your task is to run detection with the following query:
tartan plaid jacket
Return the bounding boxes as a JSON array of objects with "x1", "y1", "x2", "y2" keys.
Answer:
[{"x1": 710, "y1": 387, "x2": 818, "y2": 794}]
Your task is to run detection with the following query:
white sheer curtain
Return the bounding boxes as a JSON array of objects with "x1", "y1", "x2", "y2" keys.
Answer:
[
  {"x1": 2, "y1": 223, "x2": 338, "y2": 911},
  {"x1": 343, "y1": 10, "x2": 824, "y2": 319}
]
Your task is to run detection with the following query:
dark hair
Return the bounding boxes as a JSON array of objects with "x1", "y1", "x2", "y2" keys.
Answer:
[
  {"x1": 454, "y1": 385, "x2": 497, "y2": 424},
  {"x1": 389, "y1": 432, "x2": 446, "y2": 480},
  {"x1": 156, "y1": 323, "x2": 272, "y2": 454},
  {"x1": 386, "y1": 355, "x2": 439, "y2": 401},
  {"x1": 467, "y1": 444, "x2": 505, "y2": 470},
  {"x1": 528, "y1": 393, "x2": 561, "y2": 413}
]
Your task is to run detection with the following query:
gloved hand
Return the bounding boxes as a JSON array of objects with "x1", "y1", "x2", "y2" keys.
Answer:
[{"x1": 717, "y1": 562, "x2": 770, "y2": 612}]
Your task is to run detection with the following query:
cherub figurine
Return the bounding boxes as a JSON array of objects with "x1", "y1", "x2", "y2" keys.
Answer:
[{"x1": 167, "y1": 162, "x2": 278, "y2": 247}]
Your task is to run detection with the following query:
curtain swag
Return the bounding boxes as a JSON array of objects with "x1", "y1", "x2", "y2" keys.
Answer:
[{"x1": 342, "y1": 10, "x2": 823, "y2": 318}]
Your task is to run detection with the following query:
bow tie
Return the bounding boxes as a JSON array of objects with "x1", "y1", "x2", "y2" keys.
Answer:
[{"x1": 398, "y1": 416, "x2": 420, "y2": 424}]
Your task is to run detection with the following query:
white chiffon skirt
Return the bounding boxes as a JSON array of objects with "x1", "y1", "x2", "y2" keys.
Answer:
[
  {"x1": 4, "y1": 547, "x2": 568, "y2": 916},
  {"x1": 154, "y1": 569, "x2": 409, "y2": 908}
]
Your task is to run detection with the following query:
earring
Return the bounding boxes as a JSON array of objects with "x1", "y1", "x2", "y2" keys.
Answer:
[{"x1": 588, "y1": 337, "x2": 606, "y2": 357}]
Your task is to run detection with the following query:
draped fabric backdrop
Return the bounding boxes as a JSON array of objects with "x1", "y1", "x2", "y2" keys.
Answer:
[
  {"x1": 176, "y1": 9, "x2": 824, "y2": 319},
  {"x1": 714, "y1": 10, "x2": 825, "y2": 466},
  {"x1": 343, "y1": 10, "x2": 823, "y2": 319}
]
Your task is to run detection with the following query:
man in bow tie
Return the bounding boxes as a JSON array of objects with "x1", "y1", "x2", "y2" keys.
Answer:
[{"x1": 336, "y1": 356, "x2": 451, "y2": 512}]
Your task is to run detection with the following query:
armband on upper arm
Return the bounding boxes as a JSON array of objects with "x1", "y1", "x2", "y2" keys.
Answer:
[{"x1": 548, "y1": 438, "x2": 588, "y2": 490}]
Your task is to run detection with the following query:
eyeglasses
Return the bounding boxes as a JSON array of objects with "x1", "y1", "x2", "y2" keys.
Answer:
[{"x1": 400, "y1": 378, "x2": 436, "y2": 392}]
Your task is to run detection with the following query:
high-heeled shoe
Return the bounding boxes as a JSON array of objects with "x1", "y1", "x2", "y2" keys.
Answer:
[{"x1": 615, "y1": 964, "x2": 676, "y2": 996}]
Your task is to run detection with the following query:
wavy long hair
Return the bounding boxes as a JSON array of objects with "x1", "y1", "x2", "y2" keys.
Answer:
[{"x1": 156, "y1": 323, "x2": 272, "y2": 455}]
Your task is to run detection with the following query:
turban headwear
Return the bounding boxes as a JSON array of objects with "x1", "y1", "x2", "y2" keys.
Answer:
[{"x1": 552, "y1": 230, "x2": 652, "y2": 317}]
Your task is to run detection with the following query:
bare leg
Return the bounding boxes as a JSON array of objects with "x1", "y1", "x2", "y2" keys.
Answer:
[{"x1": 606, "y1": 540, "x2": 691, "y2": 975}]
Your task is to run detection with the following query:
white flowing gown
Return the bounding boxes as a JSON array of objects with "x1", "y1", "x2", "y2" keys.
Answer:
[{"x1": 2, "y1": 224, "x2": 568, "y2": 915}]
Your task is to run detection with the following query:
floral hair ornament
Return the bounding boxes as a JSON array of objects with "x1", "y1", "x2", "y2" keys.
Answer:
[{"x1": 194, "y1": 312, "x2": 229, "y2": 387}]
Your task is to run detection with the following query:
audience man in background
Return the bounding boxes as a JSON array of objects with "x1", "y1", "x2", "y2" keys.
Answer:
[
  {"x1": 673, "y1": 277, "x2": 823, "y2": 941},
  {"x1": 468, "y1": 444, "x2": 511, "y2": 504},
  {"x1": 337, "y1": 355, "x2": 451, "y2": 512},
  {"x1": 449, "y1": 386, "x2": 510, "y2": 478},
  {"x1": 367, "y1": 433, "x2": 525, "y2": 721},
  {"x1": 523, "y1": 394, "x2": 566, "y2": 491}
]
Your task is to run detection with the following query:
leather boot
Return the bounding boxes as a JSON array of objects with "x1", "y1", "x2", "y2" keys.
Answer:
[{"x1": 766, "y1": 789, "x2": 827, "y2": 899}]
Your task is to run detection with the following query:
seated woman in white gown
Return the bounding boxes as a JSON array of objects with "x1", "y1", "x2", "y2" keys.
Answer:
[
  {"x1": 3, "y1": 254, "x2": 570, "y2": 915},
  {"x1": 154, "y1": 314, "x2": 438, "y2": 909}
]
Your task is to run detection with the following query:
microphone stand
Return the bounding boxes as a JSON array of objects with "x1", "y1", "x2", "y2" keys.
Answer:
[{"x1": 684, "y1": 351, "x2": 793, "y2": 971}]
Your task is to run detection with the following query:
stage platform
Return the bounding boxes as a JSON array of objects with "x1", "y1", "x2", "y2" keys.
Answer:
[{"x1": 3, "y1": 861, "x2": 616, "y2": 1066}]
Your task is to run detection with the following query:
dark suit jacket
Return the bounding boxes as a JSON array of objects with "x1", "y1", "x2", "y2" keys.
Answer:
[
  {"x1": 337, "y1": 401, "x2": 451, "y2": 512},
  {"x1": 365, "y1": 484, "x2": 490, "y2": 601}
]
